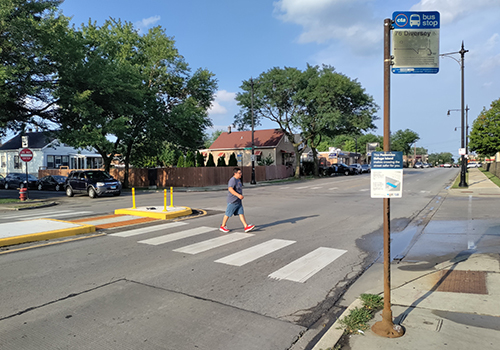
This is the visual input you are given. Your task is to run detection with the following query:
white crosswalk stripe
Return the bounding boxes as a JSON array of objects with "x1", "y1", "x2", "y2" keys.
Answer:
[
  {"x1": 295, "y1": 186, "x2": 312, "y2": 189},
  {"x1": 1, "y1": 210, "x2": 72, "y2": 219},
  {"x1": 173, "y1": 232, "x2": 254, "y2": 255},
  {"x1": 25, "y1": 211, "x2": 93, "y2": 220},
  {"x1": 269, "y1": 247, "x2": 347, "y2": 283},
  {"x1": 310, "y1": 187, "x2": 322, "y2": 190},
  {"x1": 215, "y1": 239, "x2": 295, "y2": 266},
  {"x1": 109, "y1": 222, "x2": 187, "y2": 237},
  {"x1": 329, "y1": 187, "x2": 338, "y2": 190},
  {"x1": 138, "y1": 226, "x2": 216, "y2": 246}
]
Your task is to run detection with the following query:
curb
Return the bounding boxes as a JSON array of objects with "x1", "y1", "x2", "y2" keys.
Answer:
[
  {"x1": 0, "y1": 201, "x2": 58, "y2": 211},
  {"x1": 0, "y1": 219, "x2": 95, "y2": 247},
  {"x1": 312, "y1": 298, "x2": 363, "y2": 350},
  {"x1": 114, "y1": 206, "x2": 192, "y2": 220}
]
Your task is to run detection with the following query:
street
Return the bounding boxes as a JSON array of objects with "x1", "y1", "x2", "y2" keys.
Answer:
[{"x1": 0, "y1": 168, "x2": 459, "y2": 349}]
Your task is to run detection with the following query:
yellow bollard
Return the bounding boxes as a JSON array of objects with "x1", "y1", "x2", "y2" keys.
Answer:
[
  {"x1": 163, "y1": 189, "x2": 167, "y2": 212},
  {"x1": 169, "y1": 186, "x2": 174, "y2": 208},
  {"x1": 132, "y1": 188, "x2": 136, "y2": 209}
]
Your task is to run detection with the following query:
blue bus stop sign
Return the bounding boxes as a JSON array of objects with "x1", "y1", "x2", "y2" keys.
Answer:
[{"x1": 392, "y1": 11, "x2": 440, "y2": 74}]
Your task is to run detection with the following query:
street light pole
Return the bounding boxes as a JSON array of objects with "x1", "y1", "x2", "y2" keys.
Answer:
[
  {"x1": 441, "y1": 42, "x2": 468, "y2": 186},
  {"x1": 250, "y1": 78, "x2": 256, "y2": 185}
]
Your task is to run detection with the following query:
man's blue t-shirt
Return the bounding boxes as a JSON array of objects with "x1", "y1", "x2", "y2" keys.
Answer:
[{"x1": 227, "y1": 176, "x2": 243, "y2": 204}]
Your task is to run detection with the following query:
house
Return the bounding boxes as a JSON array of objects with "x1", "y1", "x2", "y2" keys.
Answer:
[
  {"x1": 203, "y1": 129, "x2": 296, "y2": 167},
  {"x1": 301, "y1": 149, "x2": 362, "y2": 166},
  {"x1": 0, "y1": 131, "x2": 103, "y2": 177}
]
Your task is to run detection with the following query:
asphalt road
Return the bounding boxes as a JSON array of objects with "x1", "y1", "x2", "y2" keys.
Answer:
[{"x1": 0, "y1": 168, "x2": 459, "y2": 349}]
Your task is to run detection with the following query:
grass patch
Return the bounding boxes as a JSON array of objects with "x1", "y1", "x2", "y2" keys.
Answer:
[
  {"x1": 480, "y1": 169, "x2": 500, "y2": 188},
  {"x1": 337, "y1": 294, "x2": 384, "y2": 335},
  {"x1": 451, "y1": 171, "x2": 469, "y2": 189},
  {"x1": 0, "y1": 198, "x2": 20, "y2": 204}
]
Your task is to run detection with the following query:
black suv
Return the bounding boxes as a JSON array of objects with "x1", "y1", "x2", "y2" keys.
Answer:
[
  {"x1": 4, "y1": 173, "x2": 38, "y2": 189},
  {"x1": 320, "y1": 163, "x2": 356, "y2": 176},
  {"x1": 65, "y1": 170, "x2": 121, "y2": 198}
]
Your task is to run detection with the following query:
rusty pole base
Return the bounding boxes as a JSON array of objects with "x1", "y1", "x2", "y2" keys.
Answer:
[{"x1": 372, "y1": 318, "x2": 405, "y2": 338}]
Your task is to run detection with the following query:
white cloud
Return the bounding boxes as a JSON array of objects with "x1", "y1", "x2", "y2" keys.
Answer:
[
  {"x1": 134, "y1": 15, "x2": 161, "y2": 33},
  {"x1": 411, "y1": 0, "x2": 500, "y2": 24},
  {"x1": 208, "y1": 90, "x2": 237, "y2": 116},
  {"x1": 273, "y1": 0, "x2": 380, "y2": 55}
]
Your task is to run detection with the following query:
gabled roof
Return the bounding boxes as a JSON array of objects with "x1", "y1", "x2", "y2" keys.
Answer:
[
  {"x1": 0, "y1": 131, "x2": 55, "y2": 150},
  {"x1": 209, "y1": 129, "x2": 285, "y2": 150}
]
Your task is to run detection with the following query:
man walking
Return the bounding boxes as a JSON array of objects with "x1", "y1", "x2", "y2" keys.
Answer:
[{"x1": 220, "y1": 167, "x2": 255, "y2": 233}]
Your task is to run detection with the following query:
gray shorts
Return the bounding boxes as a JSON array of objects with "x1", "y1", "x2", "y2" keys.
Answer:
[{"x1": 225, "y1": 201, "x2": 244, "y2": 217}]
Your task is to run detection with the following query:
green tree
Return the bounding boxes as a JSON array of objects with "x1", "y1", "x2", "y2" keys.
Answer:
[
  {"x1": 469, "y1": 98, "x2": 500, "y2": 157},
  {"x1": 391, "y1": 129, "x2": 420, "y2": 165},
  {"x1": 0, "y1": 0, "x2": 69, "y2": 135},
  {"x1": 177, "y1": 155, "x2": 185, "y2": 167},
  {"x1": 428, "y1": 152, "x2": 454, "y2": 165},
  {"x1": 54, "y1": 19, "x2": 217, "y2": 186},
  {"x1": 297, "y1": 65, "x2": 378, "y2": 176},
  {"x1": 234, "y1": 67, "x2": 305, "y2": 178},
  {"x1": 206, "y1": 153, "x2": 215, "y2": 167},
  {"x1": 185, "y1": 150, "x2": 195, "y2": 167},
  {"x1": 196, "y1": 151, "x2": 204, "y2": 167},
  {"x1": 228, "y1": 152, "x2": 238, "y2": 166},
  {"x1": 258, "y1": 154, "x2": 274, "y2": 166},
  {"x1": 217, "y1": 156, "x2": 226, "y2": 167},
  {"x1": 415, "y1": 147, "x2": 428, "y2": 155}
]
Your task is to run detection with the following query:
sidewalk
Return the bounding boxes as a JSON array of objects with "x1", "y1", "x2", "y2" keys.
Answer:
[{"x1": 313, "y1": 168, "x2": 500, "y2": 350}]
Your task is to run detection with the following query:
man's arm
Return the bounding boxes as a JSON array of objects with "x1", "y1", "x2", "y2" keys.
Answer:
[{"x1": 228, "y1": 186, "x2": 243, "y2": 200}]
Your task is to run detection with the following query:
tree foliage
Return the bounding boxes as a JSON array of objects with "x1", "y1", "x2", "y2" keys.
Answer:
[
  {"x1": 228, "y1": 152, "x2": 238, "y2": 166},
  {"x1": 0, "y1": 0, "x2": 69, "y2": 135},
  {"x1": 234, "y1": 65, "x2": 377, "y2": 177},
  {"x1": 196, "y1": 151, "x2": 204, "y2": 167},
  {"x1": 469, "y1": 98, "x2": 500, "y2": 157},
  {"x1": 428, "y1": 152, "x2": 454, "y2": 165},
  {"x1": 206, "y1": 153, "x2": 215, "y2": 167},
  {"x1": 217, "y1": 156, "x2": 226, "y2": 167},
  {"x1": 391, "y1": 129, "x2": 420, "y2": 159}
]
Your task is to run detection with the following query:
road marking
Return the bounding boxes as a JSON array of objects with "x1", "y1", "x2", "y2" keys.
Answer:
[
  {"x1": 295, "y1": 186, "x2": 312, "y2": 189},
  {"x1": 279, "y1": 187, "x2": 289, "y2": 189},
  {"x1": 215, "y1": 239, "x2": 296, "y2": 266},
  {"x1": 173, "y1": 232, "x2": 254, "y2": 255},
  {"x1": 329, "y1": 187, "x2": 338, "y2": 190},
  {"x1": 269, "y1": 247, "x2": 347, "y2": 283},
  {"x1": 1, "y1": 210, "x2": 71, "y2": 219},
  {"x1": 138, "y1": 226, "x2": 216, "y2": 246},
  {"x1": 76, "y1": 215, "x2": 139, "y2": 226},
  {"x1": 23, "y1": 211, "x2": 93, "y2": 220},
  {"x1": 359, "y1": 189, "x2": 369, "y2": 192},
  {"x1": 310, "y1": 187, "x2": 322, "y2": 190},
  {"x1": 109, "y1": 222, "x2": 187, "y2": 237}
]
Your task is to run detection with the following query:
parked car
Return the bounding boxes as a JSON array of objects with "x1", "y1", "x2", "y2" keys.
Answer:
[
  {"x1": 37, "y1": 175, "x2": 67, "y2": 191},
  {"x1": 423, "y1": 163, "x2": 431, "y2": 168},
  {"x1": 321, "y1": 163, "x2": 356, "y2": 176},
  {"x1": 4, "y1": 173, "x2": 38, "y2": 189},
  {"x1": 443, "y1": 163, "x2": 452, "y2": 168},
  {"x1": 65, "y1": 170, "x2": 121, "y2": 198},
  {"x1": 349, "y1": 164, "x2": 363, "y2": 175},
  {"x1": 467, "y1": 162, "x2": 481, "y2": 168},
  {"x1": 360, "y1": 164, "x2": 371, "y2": 173},
  {"x1": 0, "y1": 174, "x2": 5, "y2": 188},
  {"x1": 413, "y1": 162, "x2": 423, "y2": 169}
]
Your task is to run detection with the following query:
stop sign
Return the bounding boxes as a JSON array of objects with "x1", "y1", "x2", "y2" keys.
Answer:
[{"x1": 19, "y1": 148, "x2": 33, "y2": 162}]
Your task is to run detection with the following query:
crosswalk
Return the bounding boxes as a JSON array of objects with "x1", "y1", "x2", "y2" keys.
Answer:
[
  {"x1": 109, "y1": 222, "x2": 348, "y2": 284},
  {"x1": 0, "y1": 209, "x2": 94, "y2": 221}
]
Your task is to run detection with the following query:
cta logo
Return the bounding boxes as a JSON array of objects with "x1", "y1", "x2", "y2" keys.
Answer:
[{"x1": 394, "y1": 14, "x2": 408, "y2": 27}]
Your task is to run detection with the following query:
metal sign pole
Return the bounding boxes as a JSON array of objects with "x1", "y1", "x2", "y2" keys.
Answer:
[{"x1": 371, "y1": 18, "x2": 404, "y2": 338}]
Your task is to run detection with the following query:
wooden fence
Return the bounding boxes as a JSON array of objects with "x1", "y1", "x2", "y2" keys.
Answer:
[{"x1": 38, "y1": 165, "x2": 294, "y2": 188}]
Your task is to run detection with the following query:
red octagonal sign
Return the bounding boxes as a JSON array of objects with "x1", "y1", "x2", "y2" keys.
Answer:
[{"x1": 19, "y1": 148, "x2": 33, "y2": 162}]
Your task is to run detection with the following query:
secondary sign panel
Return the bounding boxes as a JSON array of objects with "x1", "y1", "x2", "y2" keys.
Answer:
[
  {"x1": 371, "y1": 152, "x2": 403, "y2": 198},
  {"x1": 392, "y1": 11, "x2": 440, "y2": 74}
]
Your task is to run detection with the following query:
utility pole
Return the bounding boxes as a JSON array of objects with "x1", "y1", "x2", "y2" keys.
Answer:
[{"x1": 250, "y1": 78, "x2": 256, "y2": 185}]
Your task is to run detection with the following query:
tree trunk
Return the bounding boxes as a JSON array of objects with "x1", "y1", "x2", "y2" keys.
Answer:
[
  {"x1": 123, "y1": 142, "x2": 134, "y2": 189},
  {"x1": 312, "y1": 148, "x2": 320, "y2": 177}
]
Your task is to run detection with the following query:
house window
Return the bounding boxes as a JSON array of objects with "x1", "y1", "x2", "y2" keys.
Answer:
[
  {"x1": 47, "y1": 155, "x2": 54, "y2": 168},
  {"x1": 1, "y1": 155, "x2": 5, "y2": 168},
  {"x1": 14, "y1": 155, "x2": 20, "y2": 169}
]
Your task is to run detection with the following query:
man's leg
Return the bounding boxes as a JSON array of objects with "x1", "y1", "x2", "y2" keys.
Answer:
[
  {"x1": 238, "y1": 214, "x2": 248, "y2": 228},
  {"x1": 221, "y1": 215, "x2": 229, "y2": 227}
]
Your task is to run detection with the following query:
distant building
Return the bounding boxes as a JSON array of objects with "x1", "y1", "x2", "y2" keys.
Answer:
[
  {"x1": 0, "y1": 131, "x2": 102, "y2": 176},
  {"x1": 201, "y1": 129, "x2": 296, "y2": 167}
]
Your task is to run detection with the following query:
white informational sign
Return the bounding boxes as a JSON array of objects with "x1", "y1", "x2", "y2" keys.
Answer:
[
  {"x1": 459, "y1": 148, "x2": 466, "y2": 155},
  {"x1": 371, "y1": 152, "x2": 404, "y2": 198},
  {"x1": 392, "y1": 11, "x2": 440, "y2": 74}
]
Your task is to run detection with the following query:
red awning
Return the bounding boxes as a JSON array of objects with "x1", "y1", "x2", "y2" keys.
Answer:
[
  {"x1": 218, "y1": 152, "x2": 225, "y2": 157},
  {"x1": 202, "y1": 152, "x2": 207, "y2": 156},
  {"x1": 280, "y1": 150, "x2": 288, "y2": 153},
  {"x1": 255, "y1": 151, "x2": 262, "y2": 156}
]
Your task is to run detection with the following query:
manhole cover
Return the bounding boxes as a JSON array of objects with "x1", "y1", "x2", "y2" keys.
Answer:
[{"x1": 435, "y1": 270, "x2": 487, "y2": 294}]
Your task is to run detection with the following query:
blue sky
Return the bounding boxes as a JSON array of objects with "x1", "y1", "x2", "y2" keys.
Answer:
[{"x1": 32, "y1": 1, "x2": 500, "y2": 157}]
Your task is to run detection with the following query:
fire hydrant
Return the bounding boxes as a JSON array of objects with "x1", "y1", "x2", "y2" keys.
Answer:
[{"x1": 19, "y1": 187, "x2": 28, "y2": 201}]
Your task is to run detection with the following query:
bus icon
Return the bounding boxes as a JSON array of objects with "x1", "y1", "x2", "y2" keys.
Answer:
[{"x1": 410, "y1": 14, "x2": 420, "y2": 27}]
